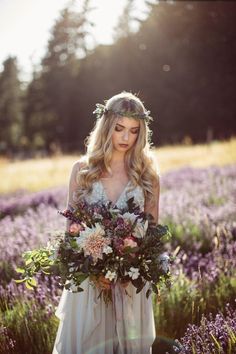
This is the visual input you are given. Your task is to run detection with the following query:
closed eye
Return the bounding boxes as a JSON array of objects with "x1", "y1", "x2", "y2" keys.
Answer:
[
  {"x1": 115, "y1": 126, "x2": 123, "y2": 132},
  {"x1": 115, "y1": 124, "x2": 139, "y2": 134}
]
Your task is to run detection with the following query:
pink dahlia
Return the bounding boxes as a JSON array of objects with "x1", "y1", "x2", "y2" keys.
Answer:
[{"x1": 77, "y1": 223, "x2": 111, "y2": 262}]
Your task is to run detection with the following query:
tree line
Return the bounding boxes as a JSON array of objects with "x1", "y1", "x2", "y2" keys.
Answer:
[{"x1": 0, "y1": 0, "x2": 235, "y2": 156}]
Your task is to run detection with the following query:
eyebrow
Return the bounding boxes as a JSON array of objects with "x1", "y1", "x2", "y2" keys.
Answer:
[{"x1": 116, "y1": 123, "x2": 140, "y2": 129}]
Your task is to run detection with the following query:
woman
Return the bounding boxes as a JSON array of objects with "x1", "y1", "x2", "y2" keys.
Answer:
[{"x1": 52, "y1": 91, "x2": 160, "y2": 354}]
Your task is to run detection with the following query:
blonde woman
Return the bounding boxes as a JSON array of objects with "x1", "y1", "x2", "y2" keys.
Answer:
[{"x1": 52, "y1": 91, "x2": 160, "y2": 354}]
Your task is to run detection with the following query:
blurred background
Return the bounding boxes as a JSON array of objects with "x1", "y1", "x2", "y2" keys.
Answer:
[{"x1": 0, "y1": 0, "x2": 235, "y2": 157}]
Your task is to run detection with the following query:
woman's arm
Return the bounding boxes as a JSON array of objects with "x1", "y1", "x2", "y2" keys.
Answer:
[
  {"x1": 144, "y1": 175, "x2": 160, "y2": 224},
  {"x1": 65, "y1": 161, "x2": 83, "y2": 231}
]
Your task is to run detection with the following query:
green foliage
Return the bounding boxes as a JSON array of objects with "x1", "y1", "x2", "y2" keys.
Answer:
[
  {"x1": 0, "y1": 261, "x2": 16, "y2": 286},
  {"x1": 162, "y1": 217, "x2": 217, "y2": 254},
  {"x1": 23, "y1": 1, "x2": 94, "y2": 152},
  {"x1": 0, "y1": 56, "x2": 23, "y2": 153},
  {"x1": 153, "y1": 272, "x2": 236, "y2": 340},
  {"x1": 153, "y1": 272, "x2": 199, "y2": 339},
  {"x1": 15, "y1": 247, "x2": 56, "y2": 290},
  {"x1": 0, "y1": 299, "x2": 58, "y2": 354}
]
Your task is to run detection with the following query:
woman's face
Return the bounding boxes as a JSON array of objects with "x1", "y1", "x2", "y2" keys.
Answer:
[{"x1": 111, "y1": 116, "x2": 140, "y2": 153}]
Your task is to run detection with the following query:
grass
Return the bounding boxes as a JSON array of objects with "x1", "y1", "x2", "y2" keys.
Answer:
[
  {"x1": 153, "y1": 272, "x2": 236, "y2": 340},
  {"x1": 0, "y1": 137, "x2": 235, "y2": 194},
  {"x1": 156, "y1": 136, "x2": 236, "y2": 171},
  {"x1": 0, "y1": 299, "x2": 58, "y2": 354}
]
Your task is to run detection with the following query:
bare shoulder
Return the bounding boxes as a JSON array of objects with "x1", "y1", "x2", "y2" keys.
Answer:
[
  {"x1": 68, "y1": 159, "x2": 87, "y2": 186},
  {"x1": 71, "y1": 158, "x2": 87, "y2": 173}
]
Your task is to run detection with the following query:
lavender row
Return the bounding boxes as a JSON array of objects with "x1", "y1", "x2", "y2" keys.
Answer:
[
  {"x1": 0, "y1": 186, "x2": 67, "y2": 219},
  {"x1": 0, "y1": 275, "x2": 60, "y2": 354},
  {"x1": 160, "y1": 164, "x2": 236, "y2": 225},
  {"x1": 173, "y1": 221, "x2": 236, "y2": 283},
  {"x1": 1, "y1": 164, "x2": 235, "y2": 283},
  {"x1": 1, "y1": 164, "x2": 235, "y2": 225},
  {"x1": 0, "y1": 274, "x2": 61, "y2": 311},
  {"x1": 173, "y1": 304, "x2": 236, "y2": 354},
  {"x1": 0, "y1": 163, "x2": 235, "y2": 354},
  {"x1": 0, "y1": 204, "x2": 66, "y2": 283}
]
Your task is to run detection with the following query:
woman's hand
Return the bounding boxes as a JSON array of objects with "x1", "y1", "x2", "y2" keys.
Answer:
[{"x1": 120, "y1": 280, "x2": 130, "y2": 288}]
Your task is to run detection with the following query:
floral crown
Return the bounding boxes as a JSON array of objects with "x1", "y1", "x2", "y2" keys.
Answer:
[{"x1": 93, "y1": 103, "x2": 153, "y2": 123}]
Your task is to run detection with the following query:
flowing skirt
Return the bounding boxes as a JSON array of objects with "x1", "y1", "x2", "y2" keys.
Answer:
[{"x1": 52, "y1": 279, "x2": 156, "y2": 354}]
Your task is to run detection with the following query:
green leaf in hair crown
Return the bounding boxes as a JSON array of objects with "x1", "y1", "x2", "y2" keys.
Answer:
[{"x1": 93, "y1": 103, "x2": 153, "y2": 123}]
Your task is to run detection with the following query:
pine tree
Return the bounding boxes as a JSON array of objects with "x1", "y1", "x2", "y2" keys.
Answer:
[
  {"x1": 0, "y1": 56, "x2": 23, "y2": 153},
  {"x1": 25, "y1": 0, "x2": 93, "y2": 152}
]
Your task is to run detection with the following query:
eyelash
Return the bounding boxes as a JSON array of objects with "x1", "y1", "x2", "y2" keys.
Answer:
[{"x1": 115, "y1": 127, "x2": 139, "y2": 134}]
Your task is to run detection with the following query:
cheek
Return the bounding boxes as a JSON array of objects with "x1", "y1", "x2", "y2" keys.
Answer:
[
  {"x1": 130, "y1": 133, "x2": 139, "y2": 145},
  {"x1": 112, "y1": 131, "x2": 119, "y2": 144}
]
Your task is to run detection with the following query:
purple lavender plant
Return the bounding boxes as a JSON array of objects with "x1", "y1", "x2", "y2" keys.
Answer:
[
  {"x1": 0, "y1": 203, "x2": 66, "y2": 284},
  {"x1": 0, "y1": 186, "x2": 66, "y2": 219},
  {"x1": 0, "y1": 163, "x2": 235, "y2": 354},
  {"x1": 173, "y1": 304, "x2": 236, "y2": 354},
  {"x1": 160, "y1": 164, "x2": 236, "y2": 254},
  {"x1": 174, "y1": 221, "x2": 236, "y2": 283}
]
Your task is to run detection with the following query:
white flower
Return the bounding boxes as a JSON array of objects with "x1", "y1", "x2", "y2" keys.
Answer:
[
  {"x1": 103, "y1": 245, "x2": 113, "y2": 254},
  {"x1": 69, "y1": 267, "x2": 77, "y2": 273},
  {"x1": 158, "y1": 253, "x2": 170, "y2": 273},
  {"x1": 68, "y1": 279, "x2": 78, "y2": 292},
  {"x1": 105, "y1": 270, "x2": 117, "y2": 281},
  {"x1": 122, "y1": 212, "x2": 148, "y2": 238},
  {"x1": 110, "y1": 208, "x2": 120, "y2": 214},
  {"x1": 93, "y1": 212, "x2": 103, "y2": 220},
  {"x1": 46, "y1": 243, "x2": 59, "y2": 261},
  {"x1": 143, "y1": 262, "x2": 149, "y2": 271},
  {"x1": 48, "y1": 251, "x2": 57, "y2": 261},
  {"x1": 127, "y1": 267, "x2": 140, "y2": 280},
  {"x1": 122, "y1": 212, "x2": 137, "y2": 223},
  {"x1": 46, "y1": 241, "x2": 53, "y2": 250},
  {"x1": 133, "y1": 219, "x2": 148, "y2": 238}
]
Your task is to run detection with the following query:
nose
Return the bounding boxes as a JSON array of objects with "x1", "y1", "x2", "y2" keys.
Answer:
[{"x1": 122, "y1": 130, "x2": 129, "y2": 141}]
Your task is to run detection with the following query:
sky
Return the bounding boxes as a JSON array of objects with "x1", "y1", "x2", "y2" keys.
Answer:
[{"x1": 0, "y1": 0, "x2": 149, "y2": 82}]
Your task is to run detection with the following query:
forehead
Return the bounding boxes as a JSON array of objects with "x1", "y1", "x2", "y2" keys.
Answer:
[{"x1": 116, "y1": 116, "x2": 140, "y2": 128}]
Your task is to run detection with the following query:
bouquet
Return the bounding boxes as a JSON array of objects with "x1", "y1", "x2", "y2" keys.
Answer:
[{"x1": 15, "y1": 197, "x2": 172, "y2": 304}]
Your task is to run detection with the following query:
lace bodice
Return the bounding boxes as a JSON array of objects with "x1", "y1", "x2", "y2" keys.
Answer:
[{"x1": 73, "y1": 180, "x2": 145, "y2": 210}]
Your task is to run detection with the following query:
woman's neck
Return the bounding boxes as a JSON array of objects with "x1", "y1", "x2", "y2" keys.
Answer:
[
  {"x1": 102, "y1": 152, "x2": 127, "y2": 177},
  {"x1": 110, "y1": 151, "x2": 125, "y2": 168}
]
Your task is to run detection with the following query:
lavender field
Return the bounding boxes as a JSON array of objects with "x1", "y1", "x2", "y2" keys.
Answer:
[{"x1": 0, "y1": 164, "x2": 235, "y2": 354}]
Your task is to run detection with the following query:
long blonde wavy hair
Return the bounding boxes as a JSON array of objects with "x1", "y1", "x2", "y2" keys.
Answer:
[{"x1": 76, "y1": 91, "x2": 159, "y2": 205}]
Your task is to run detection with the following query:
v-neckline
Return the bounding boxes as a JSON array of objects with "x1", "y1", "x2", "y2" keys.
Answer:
[{"x1": 99, "y1": 179, "x2": 131, "y2": 207}]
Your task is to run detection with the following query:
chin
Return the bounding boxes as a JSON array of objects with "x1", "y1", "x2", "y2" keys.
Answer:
[{"x1": 113, "y1": 148, "x2": 126, "y2": 154}]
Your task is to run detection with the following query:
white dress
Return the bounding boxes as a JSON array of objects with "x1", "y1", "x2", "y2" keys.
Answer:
[{"x1": 52, "y1": 180, "x2": 156, "y2": 354}]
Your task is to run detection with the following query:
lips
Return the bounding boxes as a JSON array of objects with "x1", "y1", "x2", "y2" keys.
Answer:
[{"x1": 119, "y1": 144, "x2": 129, "y2": 148}]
